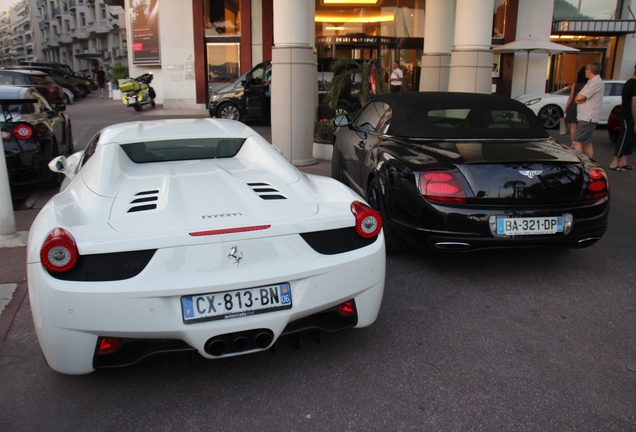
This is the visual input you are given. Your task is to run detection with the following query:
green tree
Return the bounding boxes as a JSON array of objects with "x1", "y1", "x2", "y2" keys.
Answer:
[{"x1": 325, "y1": 58, "x2": 388, "y2": 115}]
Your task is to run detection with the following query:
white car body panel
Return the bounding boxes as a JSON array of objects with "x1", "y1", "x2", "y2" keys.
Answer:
[
  {"x1": 515, "y1": 80, "x2": 624, "y2": 127},
  {"x1": 27, "y1": 118, "x2": 386, "y2": 375}
]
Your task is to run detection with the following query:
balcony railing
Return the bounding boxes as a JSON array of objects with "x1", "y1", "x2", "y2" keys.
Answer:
[{"x1": 52, "y1": 7, "x2": 61, "y2": 19}]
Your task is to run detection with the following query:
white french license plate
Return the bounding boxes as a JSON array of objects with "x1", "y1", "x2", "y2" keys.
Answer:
[
  {"x1": 181, "y1": 283, "x2": 292, "y2": 324},
  {"x1": 497, "y1": 216, "x2": 563, "y2": 235},
  {"x1": 127, "y1": 96, "x2": 136, "y2": 104}
]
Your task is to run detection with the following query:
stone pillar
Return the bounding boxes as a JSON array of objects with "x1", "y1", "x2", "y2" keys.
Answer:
[
  {"x1": 271, "y1": 0, "x2": 317, "y2": 166},
  {"x1": 510, "y1": 0, "x2": 554, "y2": 97},
  {"x1": 0, "y1": 138, "x2": 16, "y2": 236},
  {"x1": 448, "y1": 0, "x2": 495, "y2": 94},
  {"x1": 420, "y1": 0, "x2": 455, "y2": 92}
]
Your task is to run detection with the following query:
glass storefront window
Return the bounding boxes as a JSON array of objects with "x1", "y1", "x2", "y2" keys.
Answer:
[
  {"x1": 553, "y1": 0, "x2": 619, "y2": 20},
  {"x1": 204, "y1": 0, "x2": 240, "y2": 38},
  {"x1": 493, "y1": 0, "x2": 505, "y2": 38},
  {"x1": 207, "y1": 43, "x2": 240, "y2": 91},
  {"x1": 315, "y1": 0, "x2": 424, "y2": 38}
]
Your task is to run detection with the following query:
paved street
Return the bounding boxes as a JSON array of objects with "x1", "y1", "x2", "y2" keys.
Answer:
[{"x1": 1, "y1": 92, "x2": 635, "y2": 431}]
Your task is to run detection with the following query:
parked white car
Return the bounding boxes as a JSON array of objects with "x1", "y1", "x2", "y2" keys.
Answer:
[
  {"x1": 516, "y1": 80, "x2": 624, "y2": 129},
  {"x1": 27, "y1": 118, "x2": 386, "y2": 375}
]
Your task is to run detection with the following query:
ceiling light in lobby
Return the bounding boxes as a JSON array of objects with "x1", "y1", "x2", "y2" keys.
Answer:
[{"x1": 323, "y1": 0, "x2": 381, "y2": 4}]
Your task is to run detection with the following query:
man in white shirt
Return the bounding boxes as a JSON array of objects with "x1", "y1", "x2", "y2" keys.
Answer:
[
  {"x1": 389, "y1": 61, "x2": 403, "y2": 93},
  {"x1": 573, "y1": 61, "x2": 604, "y2": 158}
]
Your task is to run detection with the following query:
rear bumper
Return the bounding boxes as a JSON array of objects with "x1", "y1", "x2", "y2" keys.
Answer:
[
  {"x1": 27, "y1": 234, "x2": 385, "y2": 374},
  {"x1": 390, "y1": 199, "x2": 609, "y2": 251}
]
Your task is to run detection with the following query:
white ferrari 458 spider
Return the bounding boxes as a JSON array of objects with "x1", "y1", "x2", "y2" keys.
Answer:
[{"x1": 27, "y1": 118, "x2": 385, "y2": 375}]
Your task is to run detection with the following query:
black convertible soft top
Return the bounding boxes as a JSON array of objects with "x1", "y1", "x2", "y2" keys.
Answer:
[{"x1": 369, "y1": 92, "x2": 550, "y2": 140}]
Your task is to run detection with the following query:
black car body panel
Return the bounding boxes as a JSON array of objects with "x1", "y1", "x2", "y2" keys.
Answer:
[
  {"x1": 0, "y1": 86, "x2": 73, "y2": 188},
  {"x1": 332, "y1": 92, "x2": 609, "y2": 252}
]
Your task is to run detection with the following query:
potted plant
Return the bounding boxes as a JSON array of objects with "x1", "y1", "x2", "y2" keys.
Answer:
[
  {"x1": 314, "y1": 118, "x2": 335, "y2": 143},
  {"x1": 109, "y1": 62, "x2": 129, "y2": 97}
]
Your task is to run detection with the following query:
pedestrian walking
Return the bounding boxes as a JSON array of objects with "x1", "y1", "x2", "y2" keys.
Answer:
[
  {"x1": 94, "y1": 65, "x2": 107, "y2": 98},
  {"x1": 572, "y1": 62, "x2": 604, "y2": 158},
  {"x1": 609, "y1": 63, "x2": 636, "y2": 171}
]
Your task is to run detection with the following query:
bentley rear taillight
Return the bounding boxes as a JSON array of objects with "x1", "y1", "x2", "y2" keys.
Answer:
[
  {"x1": 420, "y1": 170, "x2": 467, "y2": 204},
  {"x1": 351, "y1": 201, "x2": 382, "y2": 238},
  {"x1": 40, "y1": 228, "x2": 79, "y2": 273},
  {"x1": 585, "y1": 167, "x2": 608, "y2": 200}
]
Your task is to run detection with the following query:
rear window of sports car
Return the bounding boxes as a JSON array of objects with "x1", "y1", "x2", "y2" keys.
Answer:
[{"x1": 121, "y1": 138, "x2": 245, "y2": 163}]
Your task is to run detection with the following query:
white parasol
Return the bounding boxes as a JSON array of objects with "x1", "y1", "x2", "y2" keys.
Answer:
[{"x1": 493, "y1": 36, "x2": 580, "y2": 93}]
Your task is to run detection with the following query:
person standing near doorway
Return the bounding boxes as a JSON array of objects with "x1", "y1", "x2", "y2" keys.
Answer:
[
  {"x1": 564, "y1": 67, "x2": 588, "y2": 143},
  {"x1": 609, "y1": 63, "x2": 636, "y2": 171},
  {"x1": 572, "y1": 61, "x2": 604, "y2": 158},
  {"x1": 389, "y1": 61, "x2": 403, "y2": 93},
  {"x1": 94, "y1": 65, "x2": 107, "y2": 98}
]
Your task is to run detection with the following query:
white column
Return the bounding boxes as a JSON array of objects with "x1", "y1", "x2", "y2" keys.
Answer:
[
  {"x1": 271, "y1": 0, "x2": 317, "y2": 166},
  {"x1": 0, "y1": 137, "x2": 16, "y2": 236},
  {"x1": 448, "y1": 0, "x2": 494, "y2": 94},
  {"x1": 420, "y1": 0, "x2": 455, "y2": 92},
  {"x1": 510, "y1": 0, "x2": 554, "y2": 97}
]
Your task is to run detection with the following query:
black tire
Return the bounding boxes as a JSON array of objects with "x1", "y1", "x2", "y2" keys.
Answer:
[
  {"x1": 77, "y1": 84, "x2": 90, "y2": 96},
  {"x1": 538, "y1": 105, "x2": 563, "y2": 129},
  {"x1": 367, "y1": 177, "x2": 406, "y2": 253},
  {"x1": 151, "y1": 100, "x2": 156, "y2": 107},
  {"x1": 63, "y1": 92, "x2": 71, "y2": 105},
  {"x1": 217, "y1": 103, "x2": 242, "y2": 121},
  {"x1": 133, "y1": 104, "x2": 142, "y2": 112},
  {"x1": 41, "y1": 139, "x2": 62, "y2": 189}
]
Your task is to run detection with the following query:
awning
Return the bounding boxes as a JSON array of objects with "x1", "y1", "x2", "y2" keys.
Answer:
[{"x1": 552, "y1": 20, "x2": 636, "y2": 36}]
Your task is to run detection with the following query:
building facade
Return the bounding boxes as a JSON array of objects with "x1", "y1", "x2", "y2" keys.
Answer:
[{"x1": 35, "y1": 0, "x2": 127, "y2": 75}]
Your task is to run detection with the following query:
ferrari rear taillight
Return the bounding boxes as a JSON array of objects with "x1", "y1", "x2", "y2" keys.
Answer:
[
  {"x1": 585, "y1": 167, "x2": 608, "y2": 200},
  {"x1": 40, "y1": 228, "x2": 79, "y2": 273},
  {"x1": 419, "y1": 170, "x2": 467, "y2": 204},
  {"x1": 351, "y1": 201, "x2": 382, "y2": 238}
]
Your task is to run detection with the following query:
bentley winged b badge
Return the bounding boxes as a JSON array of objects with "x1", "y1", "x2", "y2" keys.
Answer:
[{"x1": 519, "y1": 170, "x2": 543, "y2": 179}]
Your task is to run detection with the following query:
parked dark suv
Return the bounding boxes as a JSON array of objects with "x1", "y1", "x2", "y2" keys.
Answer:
[
  {"x1": 0, "y1": 69, "x2": 66, "y2": 111},
  {"x1": 11, "y1": 66, "x2": 92, "y2": 97},
  {"x1": 208, "y1": 61, "x2": 272, "y2": 121},
  {"x1": 208, "y1": 60, "x2": 362, "y2": 122}
]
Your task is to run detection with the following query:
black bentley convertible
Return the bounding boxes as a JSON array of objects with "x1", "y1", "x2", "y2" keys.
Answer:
[{"x1": 331, "y1": 92, "x2": 609, "y2": 252}]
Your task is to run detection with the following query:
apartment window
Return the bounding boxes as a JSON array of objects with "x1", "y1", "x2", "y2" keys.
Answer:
[
  {"x1": 101, "y1": 5, "x2": 107, "y2": 19},
  {"x1": 65, "y1": 20, "x2": 70, "y2": 32},
  {"x1": 80, "y1": 12, "x2": 86, "y2": 27}
]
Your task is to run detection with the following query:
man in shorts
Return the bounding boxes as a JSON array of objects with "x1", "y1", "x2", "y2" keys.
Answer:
[{"x1": 572, "y1": 61, "x2": 604, "y2": 158}]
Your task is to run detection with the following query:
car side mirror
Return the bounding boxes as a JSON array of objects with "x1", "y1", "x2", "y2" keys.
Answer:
[
  {"x1": 48, "y1": 155, "x2": 68, "y2": 173},
  {"x1": 333, "y1": 114, "x2": 350, "y2": 127}
]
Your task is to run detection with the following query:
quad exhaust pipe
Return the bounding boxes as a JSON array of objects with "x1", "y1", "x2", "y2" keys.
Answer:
[
  {"x1": 434, "y1": 241, "x2": 471, "y2": 251},
  {"x1": 205, "y1": 329, "x2": 274, "y2": 357}
]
